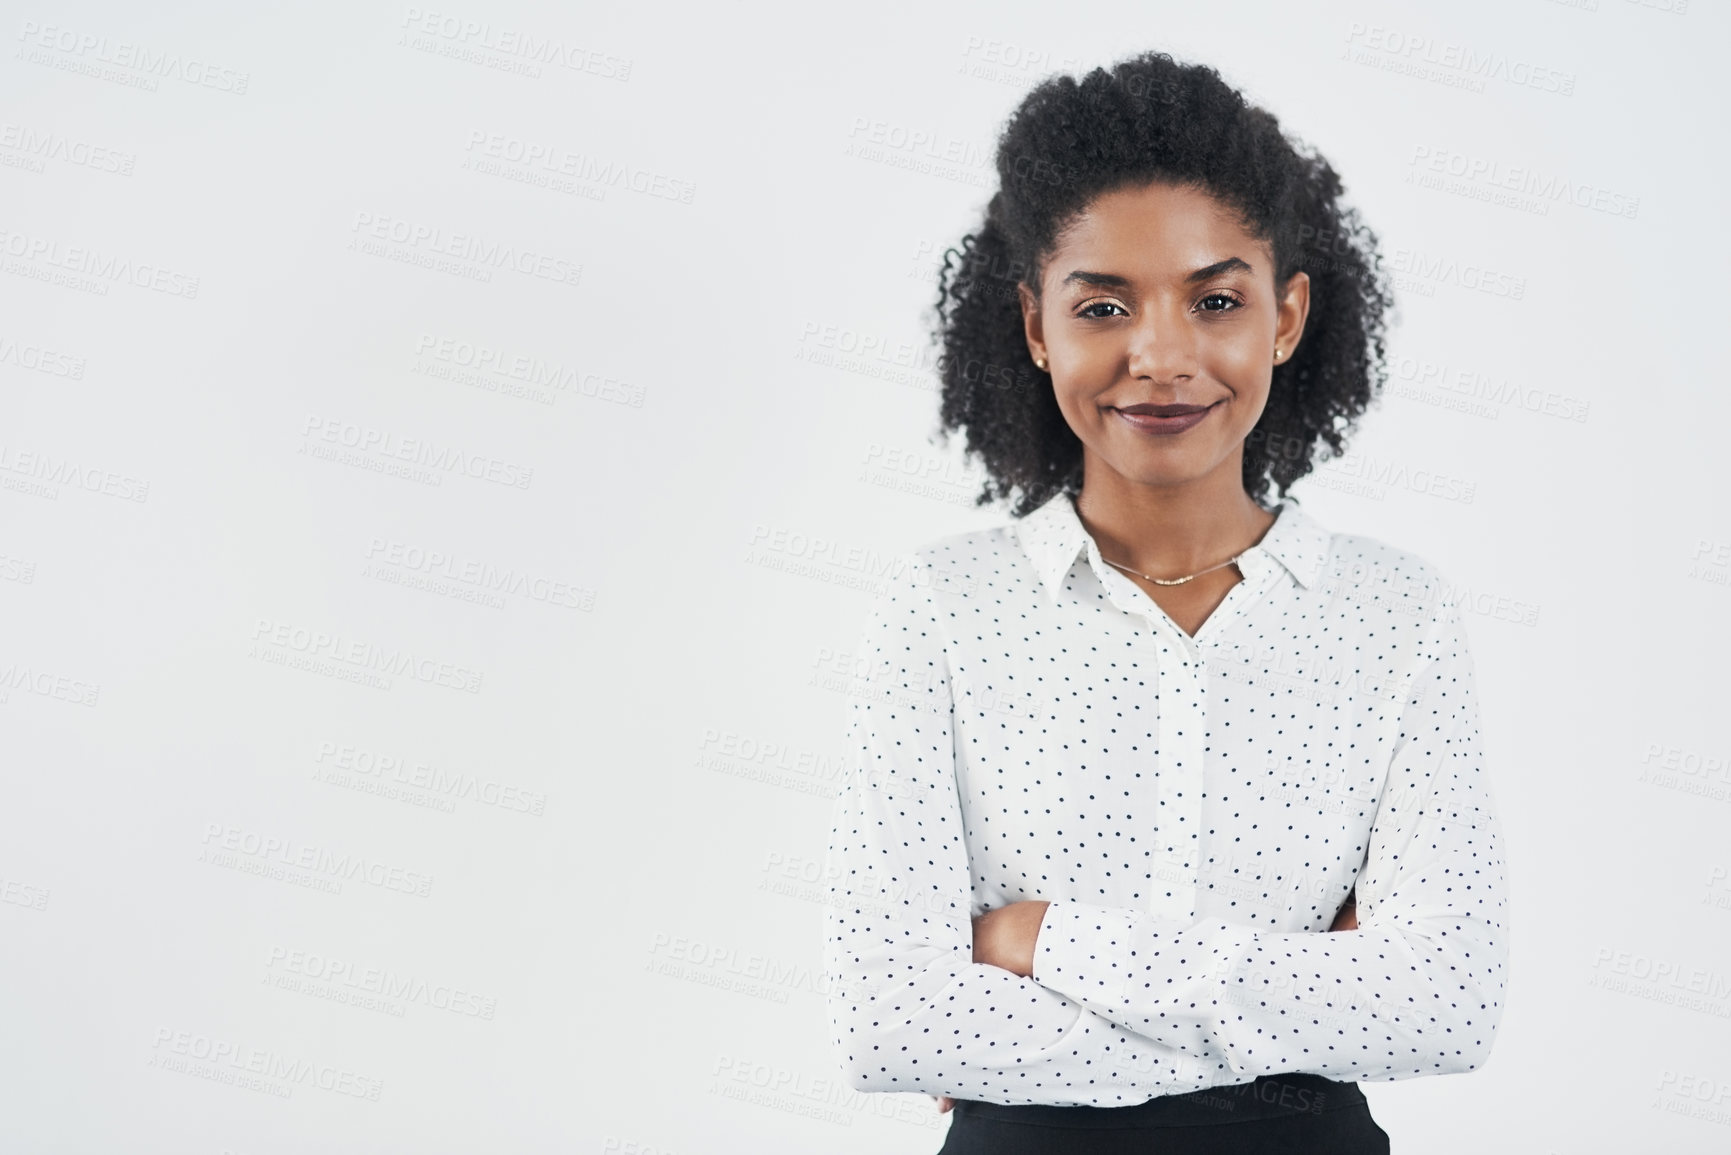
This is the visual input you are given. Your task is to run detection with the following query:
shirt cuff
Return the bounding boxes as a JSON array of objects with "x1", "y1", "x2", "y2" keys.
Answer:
[{"x1": 1032, "y1": 899, "x2": 1138, "y2": 1019}]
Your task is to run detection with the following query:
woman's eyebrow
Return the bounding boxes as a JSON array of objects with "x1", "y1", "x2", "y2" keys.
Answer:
[
  {"x1": 1185, "y1": 256, "x2": 1254, "y2": 282},
  {"x1": 1060, "y1": 270, "x2": 1132, "y2": 289},
  {"x1": 1059, "y1": 256, "x2": 1255, "y2": 291}
]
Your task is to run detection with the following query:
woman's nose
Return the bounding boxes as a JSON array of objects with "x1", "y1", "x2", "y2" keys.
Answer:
[{"x1": 1123, "y1": 307, "x2": 1201, "y2": 384}]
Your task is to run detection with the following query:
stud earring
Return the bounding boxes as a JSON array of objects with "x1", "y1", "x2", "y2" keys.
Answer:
[
  {"x1": 1274, "y1": 348, "x2": 1282, "y2": 362},
  {"x1": 1034, "y1": 356, "x2": 1048, "y2": 371}
]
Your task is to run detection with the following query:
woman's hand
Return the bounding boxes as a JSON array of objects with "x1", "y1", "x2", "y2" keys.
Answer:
[
  {"x1": 933, "y1": 896, "x2": 1354, "y2": 1113},
  {"x1": 1329, "y1": 888, "x2": 1357, "y2": 931},
  {"x1": 970, "y1": 900, "x2": 1051, "y2": 978},
  {"x1": 930, "y1": 901, "x2": 1053, "y2": 1115}
]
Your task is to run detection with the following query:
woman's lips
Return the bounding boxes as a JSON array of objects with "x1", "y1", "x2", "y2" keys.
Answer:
[{"x1": 1111, "y1": 402, "x2": 1218, "y2": 435}]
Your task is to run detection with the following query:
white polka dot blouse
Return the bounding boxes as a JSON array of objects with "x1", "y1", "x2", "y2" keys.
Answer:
[{"x1": 821, "y1": 489, "x2": 1510, "y2": 1106}]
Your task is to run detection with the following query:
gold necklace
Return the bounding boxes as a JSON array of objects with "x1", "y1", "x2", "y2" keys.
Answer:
[{"x1": 1098, "y1": 551, "x2": 1245, "y2": 587}]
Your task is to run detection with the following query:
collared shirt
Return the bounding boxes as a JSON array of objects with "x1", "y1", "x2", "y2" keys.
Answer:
[{"x1": 821, "y1": 489, "x2": 1509, "y2": 1107}]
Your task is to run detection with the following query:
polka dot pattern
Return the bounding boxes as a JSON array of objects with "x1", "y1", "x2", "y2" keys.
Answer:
[{"x1": 822, "y1": 491, "x2": 1509, "y2": 1106}]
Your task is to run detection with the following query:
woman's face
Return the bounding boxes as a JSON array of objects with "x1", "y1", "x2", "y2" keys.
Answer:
[{"x1": 1019, "y1": 180, "x2": 1310, "y2": 499}]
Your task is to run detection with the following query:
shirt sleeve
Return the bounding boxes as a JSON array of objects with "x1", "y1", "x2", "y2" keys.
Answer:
[
  {"x1": 821, "y1": 556, "x2": 1220, "y2": 1106},
  {"x1": 1030, "y1": 594, "x2": 1511, "y2": 1083}
]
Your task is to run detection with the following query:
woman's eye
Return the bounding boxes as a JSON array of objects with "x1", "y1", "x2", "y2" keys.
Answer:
[
  {"x1": 1077, "y1": 301, "x2": 1126, "y2": 319},
  {"x1": 1198, "y1": 293, "x2": 1243, "y2": 313}
]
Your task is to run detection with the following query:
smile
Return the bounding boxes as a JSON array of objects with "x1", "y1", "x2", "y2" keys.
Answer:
[{"x1": 1110, "y1": 402, "x2": 1219, "y2": 435}]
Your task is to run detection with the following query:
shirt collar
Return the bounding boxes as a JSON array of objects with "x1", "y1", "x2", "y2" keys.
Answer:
[{"x1": 1014, "y1": 488, "x2": 1333, "y2": 606}]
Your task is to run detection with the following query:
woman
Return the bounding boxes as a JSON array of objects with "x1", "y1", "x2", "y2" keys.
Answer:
[{"x1": 822, "y1": 51, "x2": 1509, "y2": 1154}]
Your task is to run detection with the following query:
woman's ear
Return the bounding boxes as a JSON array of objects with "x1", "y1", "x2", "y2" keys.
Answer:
[
  {"x1": 1018, "y1": 282, "x2": 1045, "y2": 366},
  {"x1": 1274, "y1": 270, "x2": 1310, "y2": 362}
]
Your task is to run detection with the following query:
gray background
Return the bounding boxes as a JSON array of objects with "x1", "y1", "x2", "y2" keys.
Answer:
[{"x1": 1, "y1": 0, "x2": 1726, "y2": 1151}]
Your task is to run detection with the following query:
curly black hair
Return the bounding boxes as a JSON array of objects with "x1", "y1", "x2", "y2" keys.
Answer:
[{"x1": 932, "y1": 50, "x2": 1395, "y2": 517}]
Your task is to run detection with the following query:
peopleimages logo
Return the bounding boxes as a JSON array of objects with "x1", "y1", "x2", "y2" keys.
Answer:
[
  {"x1": 1407, "y1": 145, "x2": 1640, "y2": 220},
  {"x1": 148, "y1": 1028, "x2": 382, "y2": 1101},
  {"x1": 0, "y1": 333, "x2": 86, "y2": 378},
  {"x1": 348, "y1": 211, "x2": 582, "y2": 287},
  {"x1": 0, "y1": 225, "x2": 199, "y2": 298},
  {"x1": 398, "y1": 7, "x2": 632, "y2": 80},
  {"x1": 249, "y1": 617, "x2": 485, "y2": 694},
  {"x1": 313, "y1": 741, "x2": 549, "y2": 815},
  {"x1": 0, "y1": 122, "x2": 135, "y2": 175},
  {"x1": 364, "y1": 537, "x2": 591, "y2": 610},
  {"x1": 300, "y1": 416, "x2": 533, "y2": 489},
  {"x1": 463, "y1": 130, "x2": 695, "y2": 203},
  {"x1": 1342, "y1": 23, "x2": 1577, "y2": 95},
  {"x1": 0, "y1": 443, "x2": 148, "y2": 502},
  {"x1": 15, "y1": 21, "x2": 252, "y2": 93},
  {"x1": 265, "y1": 946, "x2": 499, "y2": 1019},
  {"x1": 0, "y1": 660, "x2": 100, "y2": 706},
  {"x1": 200, "y1": 823, "x2": 436, "y2": 897}
]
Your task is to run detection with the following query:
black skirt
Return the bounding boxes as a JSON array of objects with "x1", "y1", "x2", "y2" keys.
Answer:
[{"x1": 935, "y1": 1073, "x2": 1389, "y2": 1155}]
